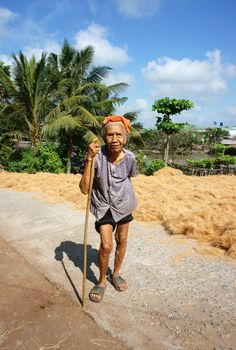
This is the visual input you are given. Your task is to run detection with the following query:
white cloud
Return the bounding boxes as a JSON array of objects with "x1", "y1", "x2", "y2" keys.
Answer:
[
  {"x1": 0, "y1": 54, "x2": 12, "y2": 66},
  {"x1": 142, "y1": 50, "x2": 236, "y2": 100},
  {"x1": 118, "y1": 98, "x2": 158, "y2": 128},
  {"x1": 104, "y1": 71, "x2": 134, "y2": 87},
  {"x1": 74, "y1": 23, "x2": 130, "y2": 67},
  {"x1": 0, "y1": 7, "x2": 17, "y2": 23},
  {"x1": 131, "y1": 98, "x2": 155, "y2": 128},
  {"x1": 115, "y1": 0, "x2": 161, "y2": 17},
  {"x1": 137, "y1": 110, "x2": 155, "y2": 128},
  {"x1": 0, "y1": 7, "x2": 17, "y2": 39},
  {"x1": 135, "y1": 98, "x2": 149, "y2": 110},
  {"x1": 23, "y1": 39, "x2": 61, "y2": 60}
]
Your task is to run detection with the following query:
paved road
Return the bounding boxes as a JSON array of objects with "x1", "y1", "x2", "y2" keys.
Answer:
[{"x1": 0, "y1": 188, "x2": 236, "y2": 350}]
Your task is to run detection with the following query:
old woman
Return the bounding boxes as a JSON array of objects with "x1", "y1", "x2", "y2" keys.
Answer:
[{"x1": 79, "y1": 115, "x2": 137, "y2": 302}]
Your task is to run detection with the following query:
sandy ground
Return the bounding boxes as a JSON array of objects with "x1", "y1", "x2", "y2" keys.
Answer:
[{"x1": 0, "y1": 188, "x2": 235, "y2": 350}]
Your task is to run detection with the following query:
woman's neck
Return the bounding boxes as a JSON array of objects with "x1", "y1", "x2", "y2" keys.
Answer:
[{"x1": 106, "y1": 148, "x2": 125, "y2": 164}]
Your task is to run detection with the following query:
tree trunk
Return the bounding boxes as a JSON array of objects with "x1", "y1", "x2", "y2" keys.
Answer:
[
  {"x1": 67, "y1": 131, "x2": 73, "y2": 174},
  {"x1": 164, "y1": 134, "x2": 170, "y2": 166},
  {"x1": 172, "y1": 151, "x2": 175, "y2": 163},
  {"x1": 31, "y1": 126, "x2": 41, "y2": 154}
]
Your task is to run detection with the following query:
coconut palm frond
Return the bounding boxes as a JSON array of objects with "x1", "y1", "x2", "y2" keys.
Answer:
[
  {"x1": 47, "y1": 52, "x2": 58, "y2": 68},
  {"x1": 43, "y1": 114, "x2": 81, "y2": 137},
  {"x1": 2, "y1": 130, "x2": 25, "y2": 140},
  {"x1": 45, "y1": 104, "x2": 66, "y2": 123},
  {"x1": 62, "y1": 95, "x2": 91, "y2": 112},
  {"x1": 129, "y1": 126, "x2": 145, "y2": 146},
  {"x1": 59, "y1": 40, "x2": 76, "y2": 70},
  {"x1": 109, "y1": 96, "x2": 128, "y2": 107},
  {"x1": 33, "y1": 91, "x2": 49, "y2": 123},
  {"x1": 89, "y1": 96, "x2": 128, "y2": 116},
  {"x1": 73, "y1": 46, "x2": 94, "y2": 72},
  {"x1": 74, "y1": 82, "x2": 107, "y2": 96},
  {"x1": 1, "y1": 104, "x2": 18, "y2": 117},
  {"x1": 0, "y1": 66, "x2": 16, "y2": 96},
  {"x1": 106, "y1": 83, "x2": 129, "y2": 96},
  {"x1": 83, "y1": 129, "x2": 103, "y2": 145},
  {"x1": 110, "y1": 96, "x2": 128, "y2": 106},
  {"x1": 92, "y1": 116, "x2": 105, "y2": 124},
  {"x1": 123, "y1": 111, "x2": 139, "y2": 122},
  {"x1": 89, "y1": 100, "x2": 114, "y2": 116},
  {"x1": 87, "y1": 65, "x2": 112, "y2": 83},
  {"x1": 75, "y1": 106, "x2": 101, "y2": 128}
]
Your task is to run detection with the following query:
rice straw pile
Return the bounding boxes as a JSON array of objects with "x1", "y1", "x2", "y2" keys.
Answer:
[{"x1": 0, "y1": 168, "x2": 235, "y2": 258}]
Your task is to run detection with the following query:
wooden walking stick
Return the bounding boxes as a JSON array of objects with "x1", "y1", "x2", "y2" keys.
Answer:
[{"x1": 82, "y1": 157, "x2": 95, "y2": 307}]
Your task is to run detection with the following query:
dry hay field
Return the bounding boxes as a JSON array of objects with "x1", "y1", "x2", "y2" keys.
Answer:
[{"x1": 0, "y1": 168, "x2": 235, "y2": 258}]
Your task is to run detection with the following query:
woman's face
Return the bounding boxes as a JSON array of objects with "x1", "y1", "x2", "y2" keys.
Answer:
[{"x1": 104, "y1": 123, "x2": 127, "y2": 153}]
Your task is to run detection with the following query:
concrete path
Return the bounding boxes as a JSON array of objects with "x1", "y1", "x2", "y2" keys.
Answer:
[{"x1": 0, "y1": 188, "x2": 235, "y2": 350}]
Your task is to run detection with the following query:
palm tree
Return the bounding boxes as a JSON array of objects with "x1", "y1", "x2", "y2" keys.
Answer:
[
  {"x1": 0, "y1": 52, "x2": 50, "y2": 150},
  {"x1": 123, "y1": 111, "x2": 145, "y2": 148},
  {"x1": 44, "y1": 40, "x2": 128, "y2": 173}
]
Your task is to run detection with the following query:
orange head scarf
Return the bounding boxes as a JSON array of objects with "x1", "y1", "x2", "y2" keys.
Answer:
[{"x1": 101, "y1": 115, "x2": 131, "y2": 134}]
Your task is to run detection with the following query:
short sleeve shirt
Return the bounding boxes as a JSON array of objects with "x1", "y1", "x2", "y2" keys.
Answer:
[{"x1": 91, "y1": 145, "x2": 137, "y2": 222}]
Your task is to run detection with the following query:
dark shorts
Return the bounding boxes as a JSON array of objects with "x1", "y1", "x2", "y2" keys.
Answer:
[{"x1": 95, "y1": 209, "x2": 133, "y2": 233}]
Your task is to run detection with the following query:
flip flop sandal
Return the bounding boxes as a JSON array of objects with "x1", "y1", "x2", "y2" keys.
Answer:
[
  {"x1": 111, "y1": 276, "x2": 127, "y2": 292},
  {"x1": 89, "y1": 285, "x2": 106, "y2": 303}
]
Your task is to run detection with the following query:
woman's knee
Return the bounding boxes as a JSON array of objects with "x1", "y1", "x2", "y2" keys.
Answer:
[
  {"x1": 115, "y1": 233, "x2": 128, "y2": 247},
  {"x1": 100, "y1": 241, "x2": 113, "y2": 255}
]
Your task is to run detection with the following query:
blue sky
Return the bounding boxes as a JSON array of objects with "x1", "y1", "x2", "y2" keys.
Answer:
[{"x1": 1, "y1": 0, "x2": 236, "y2": 128}]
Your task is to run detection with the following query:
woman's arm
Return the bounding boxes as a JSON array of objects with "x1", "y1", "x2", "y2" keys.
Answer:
[{"x1": 79, "y1": 139, "x2": 100, "y2": 195}]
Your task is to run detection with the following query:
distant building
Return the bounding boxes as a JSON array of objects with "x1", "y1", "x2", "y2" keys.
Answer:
[
  {"x1": 227, "y1": 127, "x2": 236, "y2": 138},
  {"x1": 221, "y1": 127, "x2": 236, "y2": 147},
  {"x1": 221, "y1": 139, "x2": 236, "y2": 146}
]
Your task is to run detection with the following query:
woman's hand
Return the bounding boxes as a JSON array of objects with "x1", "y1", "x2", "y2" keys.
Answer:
[{"x1": 86, "y1": 138, "x2": 100, "y2": 161}]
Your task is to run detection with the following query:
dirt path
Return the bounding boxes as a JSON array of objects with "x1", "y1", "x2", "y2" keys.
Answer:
[
  {"x1": 0, "y1": 188, "x2": 236, "y2": 350},
  {"x1": 0, "y1": 236, "x2": 129, "y2": 350}
]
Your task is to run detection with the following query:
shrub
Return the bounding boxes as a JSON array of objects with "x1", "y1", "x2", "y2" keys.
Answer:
[
  {"x1": 136, "y1": 152, "x2": 148, "y2": 174},
  {"x1": 7, "y1": 144, "x2": 65, "y2": 174},
  {"x1": 186, "y1": 159, "x2": 214, "y2": 169},
  {"x1": 187, "y1": 156, "x2": 236, "y2": 169},
  {"x1": 144, "y1": 159, "x2": 165, "y2": 176},
  {"x1": 0, "y1": 143, "x2": 15, "y2": 165},
  {"x1": 213, "y1": 155, "x2": 236, "y2": 168},
  {"x1": 213, "y1": 143, "x2": 226, "y2": 156}
]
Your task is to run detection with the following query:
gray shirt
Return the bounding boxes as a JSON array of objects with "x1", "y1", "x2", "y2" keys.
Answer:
[{"x1": 91, "y1": 145, "x2": 137, "y2": 222}]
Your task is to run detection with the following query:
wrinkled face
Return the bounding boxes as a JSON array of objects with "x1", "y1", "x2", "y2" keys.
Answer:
[{"x1": 104, "y1": 123, "x2": 127, "y2": 153}]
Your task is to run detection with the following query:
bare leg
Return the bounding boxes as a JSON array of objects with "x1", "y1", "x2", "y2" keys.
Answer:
[
  {"x1": 89, "y1": 224, "x2": 113, "y2": 302},
  {"x1": 113, "y1": 222, "x2": 129, "y2": 291}
]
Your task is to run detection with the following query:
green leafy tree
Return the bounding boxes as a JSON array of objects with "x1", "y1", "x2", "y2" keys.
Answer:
[
  {"x1": 152, "y1": 97, "x2": 194, "y2": 165},
  {"x1": 140, "y1": 129, "x2": 165, "y2": 150},
  {"x1": 169, "y1": 126, "x2": 203, "y2": 161},
  {"x1": 203, "y1": 127, "x2": 229, "y2": 145}
]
